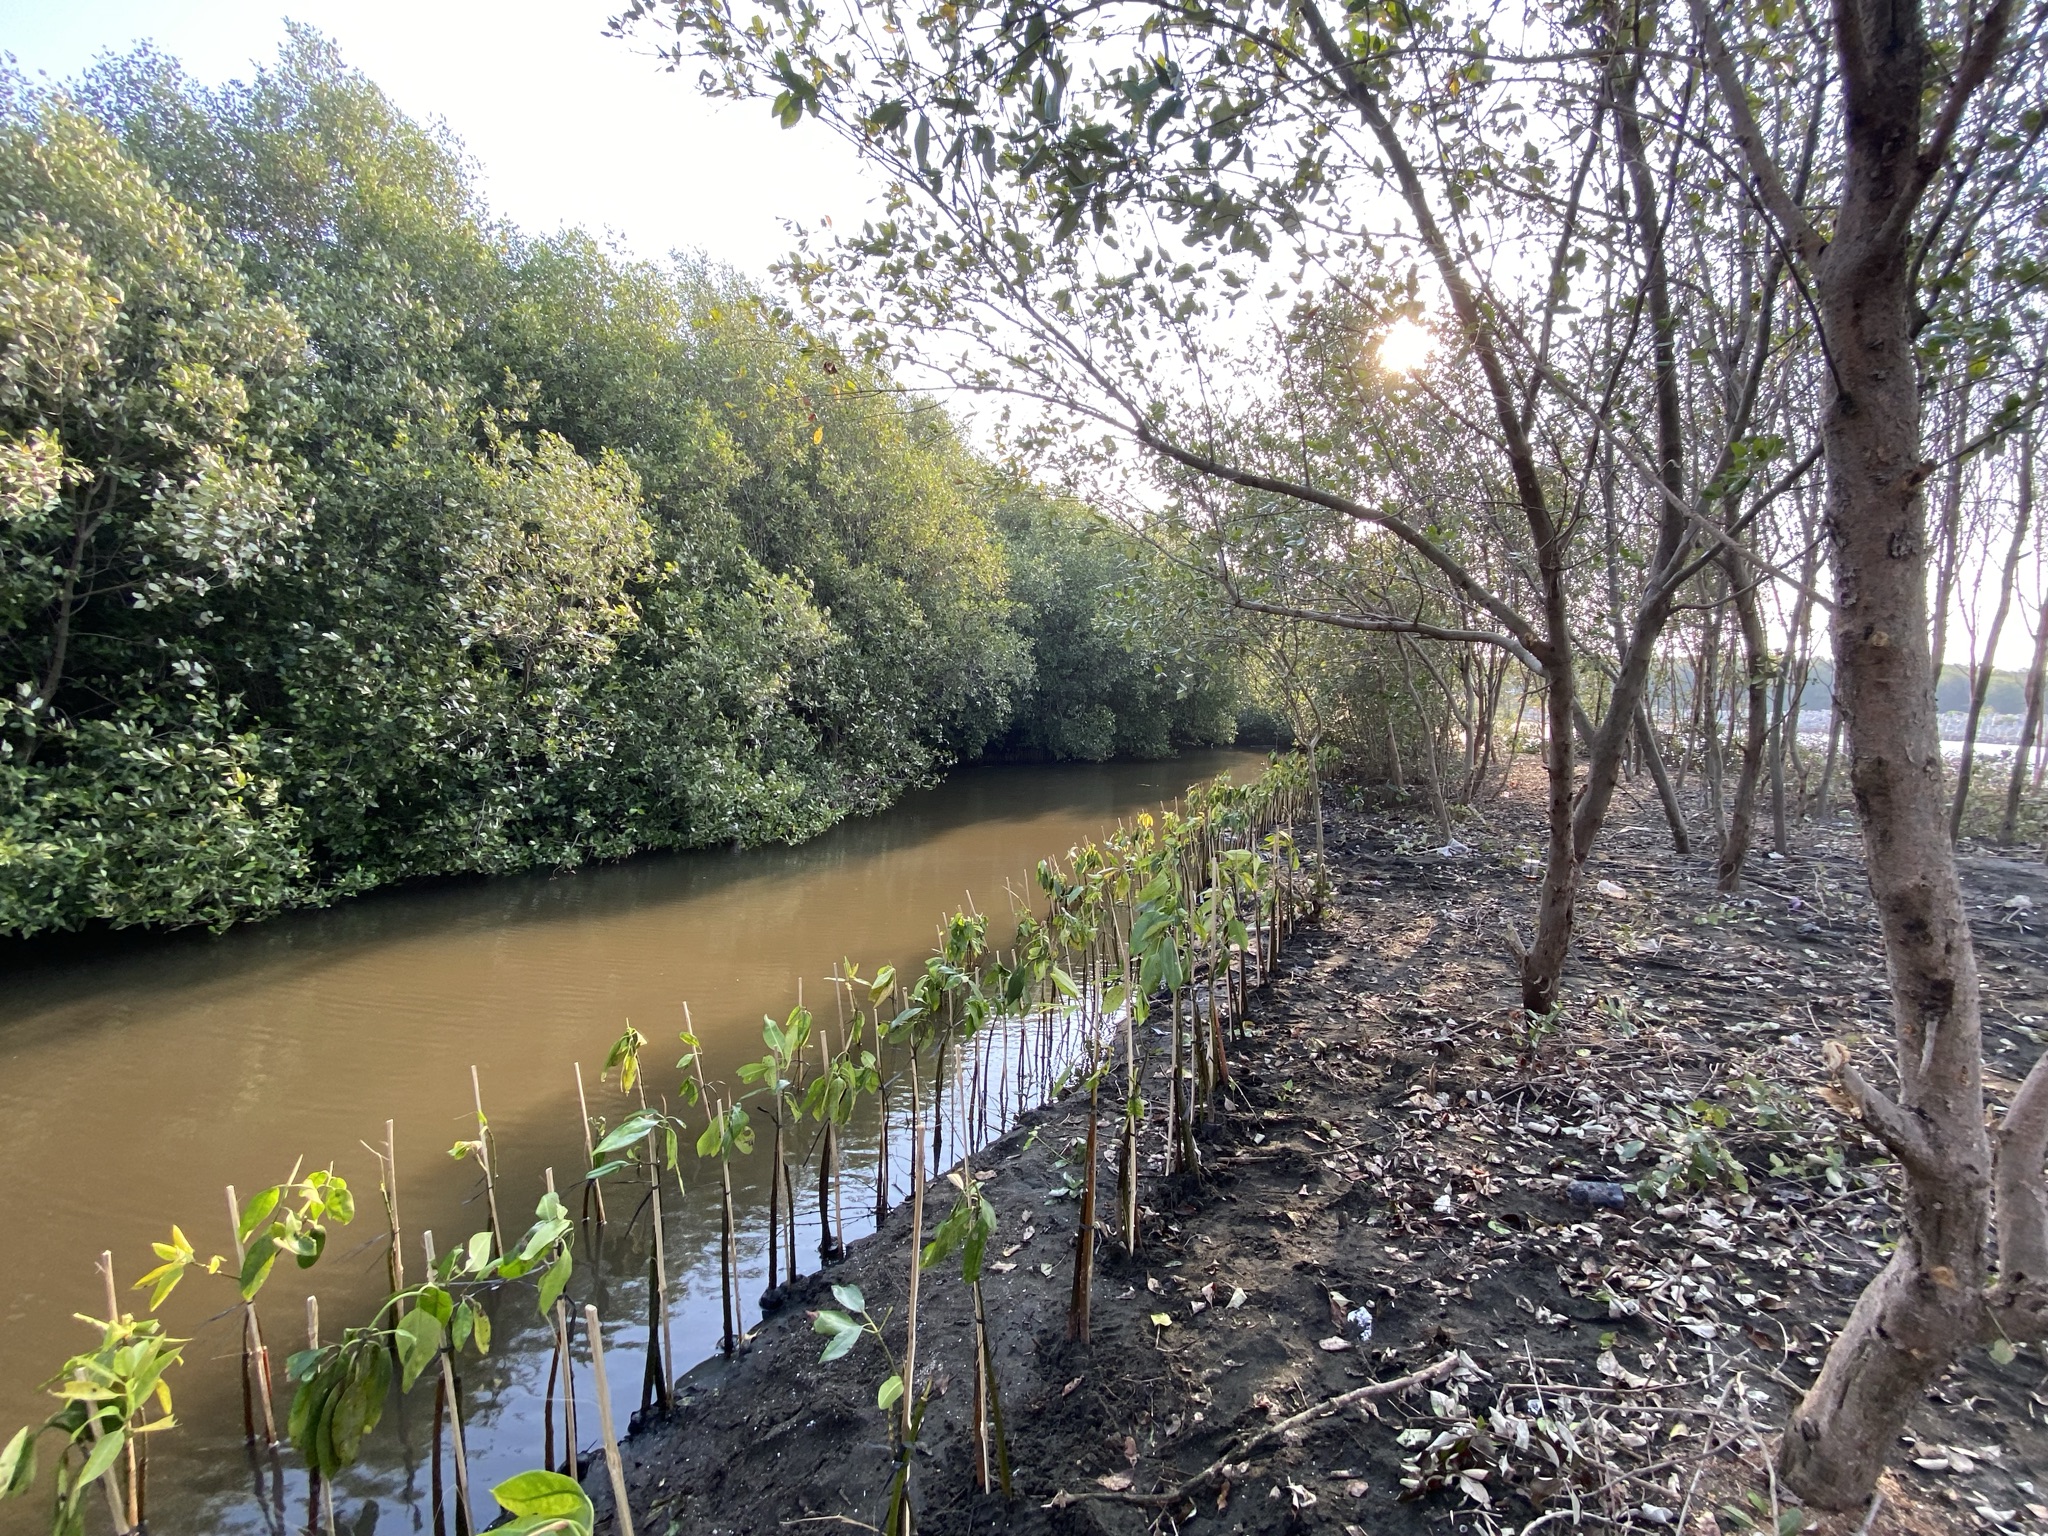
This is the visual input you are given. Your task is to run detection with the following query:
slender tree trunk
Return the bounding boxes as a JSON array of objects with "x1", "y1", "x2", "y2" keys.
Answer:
[
  {"x1": 1716, "y1": 552, "x2": 1772, "y2": 892},
  {"x1": 2001, "y1": 576, "x2": 2048, "y2": 846},
  {"x1": 1748, "y1": 0, "x2": 2018, "y2": 1502},
  {"x1": 1953, "y1": 419, "x2": 2034, "y2": 843}
]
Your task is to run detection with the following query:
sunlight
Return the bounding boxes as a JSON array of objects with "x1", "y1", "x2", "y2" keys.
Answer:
[{"x1": 1377, "y1": 317, "x2": 1436, "y2": 376}]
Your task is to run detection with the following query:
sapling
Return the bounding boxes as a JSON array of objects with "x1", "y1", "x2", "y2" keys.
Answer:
[
  {"x1": 143, "y1": 1167, "x2": 355, "y2": 1450},
  {"x1": 574, "y1": 1062, "x2": 609, "y2": 1225},
  {"x1": 922, "y1": 1163, "x2": 1009, "y2": 1496},
  {"x1": 1067, "y1": 1027, "x2": 1112, "y2": 1346},
  {"x1": 461, "y1": 1065, "x2": 505, "y2": 1255},
  {"x1": 737, "y1": 1002, "x2": 814, "y2": 1298},
  {"x1": 0, "y1": 1306, "x2": 184, "y2": 1535}
]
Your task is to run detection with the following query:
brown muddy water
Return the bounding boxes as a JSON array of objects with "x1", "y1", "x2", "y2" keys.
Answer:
[{"x1": 0, "y1": 750, "x2": 1262, "y2": 1535}]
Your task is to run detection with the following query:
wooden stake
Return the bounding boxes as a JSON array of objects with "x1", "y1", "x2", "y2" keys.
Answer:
[
  {"x1": 92, "y1": 1254, "x2": 135, "y2": 1533},
  {"x1": 645, "y1": 1130, "x2": 675, "y2": 1402},
  {"x1": 421, "y1": 1231, "x2": 471, "y2": 1536},
  {"x1": 306, "y1": 1296, "x2": 336, "y2": 1536},
  {"x1": 583, "y1": 1306, "x2": 636, "y2": 1536},
  {"x1": 576, "y1": 1062, "x2": 608, "y2": 1224},
  {"x1": 225, "y1": 1185, "x2": 281, "y2": 1447},
  {"x1": 470, "y1": 1065, "x2": 503, "y2": 1255},
  {"x1": 383, "y1": 1119, "x2": 406, "y2": 1315}
]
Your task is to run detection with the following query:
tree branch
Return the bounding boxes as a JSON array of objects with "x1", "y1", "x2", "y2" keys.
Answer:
[
  {"x1": 1993, "y1": 1048, "x2": 2048, "y2": 1318},
  {"x1": 1823, "y1": 1041, "x2": 1936, "y2": 1173},
  {"x1": 1690, "y1": 0, "x2": 1827, "y2": 265}
]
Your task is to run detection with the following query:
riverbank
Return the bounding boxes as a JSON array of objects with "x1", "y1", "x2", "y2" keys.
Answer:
[{"x1": 592, "y1": 776, "x2": 2048, "y2": 1536}]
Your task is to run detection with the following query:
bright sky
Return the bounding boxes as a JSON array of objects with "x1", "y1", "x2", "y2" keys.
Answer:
[{"x1": 0, "y1": 0, "x2": 876, "y2": 280}]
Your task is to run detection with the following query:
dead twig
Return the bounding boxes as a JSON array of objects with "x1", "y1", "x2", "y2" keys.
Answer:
[{"x1": 1044, "y1": 1352, "x2": 1465, "y2": 1510}]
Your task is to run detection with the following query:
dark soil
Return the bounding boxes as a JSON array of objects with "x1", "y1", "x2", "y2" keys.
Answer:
[{"x1": 591, "y1": 775, "x2": 2048, "y2": 1536}]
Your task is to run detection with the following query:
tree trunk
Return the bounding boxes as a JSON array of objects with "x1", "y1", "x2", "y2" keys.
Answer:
[
  {"x1": 1716, "y1": 551, "x2": 1772, "y2": 891},
  {"x1": 1953, "y1": 417, "x2": 2034, "y2": 843},
  {"x1": 1634, "y1": 703, "x2": 1691, "y2": 855},
  {"x1": 2001, "y1": 578, "x2": 2048, "y2": 846},
  {"x1": 1760, "y1": 0, "x2": 2015, "y2": 1502}
]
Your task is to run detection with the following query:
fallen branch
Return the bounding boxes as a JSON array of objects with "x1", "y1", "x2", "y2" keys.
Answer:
[{"x1": 1045, "y1": 1352, "x2": 1466, "y2": 1510}]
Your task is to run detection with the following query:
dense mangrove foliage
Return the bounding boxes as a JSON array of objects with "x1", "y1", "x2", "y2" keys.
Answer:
[{"x1": 0, "y1": 34, "x2": 1240, "y2": 939}]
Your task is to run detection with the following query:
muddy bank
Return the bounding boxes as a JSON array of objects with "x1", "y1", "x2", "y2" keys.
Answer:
[{"x1": 591, "y1": 780, "x2": 2048, "y2": 1536}]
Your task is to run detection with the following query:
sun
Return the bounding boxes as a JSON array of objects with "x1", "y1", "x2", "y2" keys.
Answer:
[{"x1": 1377, "y1": 317, "x2": 1436, "y2": 376}]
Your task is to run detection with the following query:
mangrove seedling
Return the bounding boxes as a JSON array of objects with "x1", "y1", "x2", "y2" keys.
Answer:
[
  {"x1": 133, "y1": 1165, "x2": 355, "y2": 1448},
  {"x1": 813, "y1": 966, "x2": 886, "y2": 1254},
  {"x1": 922, "y1": 1166, "x2": 1011, "y2": 1497},
  {"x1": 833, "y1": 962, "x2": 893, "y2": 1234},
  {"x1": 810, "y1": 1282, "x2": 927, "y2": 1532},
  {"x1": 737, "y1": 1003, "x2": 813, "y2": 1298},
  {"x1": 0, "y1": 1308, "x2": 185, "y2": 1536}
]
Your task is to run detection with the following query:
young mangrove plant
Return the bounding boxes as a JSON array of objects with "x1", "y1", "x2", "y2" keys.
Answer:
[
  {"x1": 923, "y1": 1164, "x2": 1010, "y2": 1497},
  {"x1": 0, "y1": 1306, "x2": 185, "y2": 1535},
  {"x1": 737, "y1": 1002, "x2": 813, "y2": 1300},
  {"x1": 816, "y1": 965, "x2": 888, "y2": 1254}
]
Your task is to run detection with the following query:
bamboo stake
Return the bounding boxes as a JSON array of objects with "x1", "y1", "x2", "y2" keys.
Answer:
[
  {"x1": 644, "y1": 1129, "x2": 676, "y2": 1400},
  {"x1": 306, "y1": 1296, "x2": 335, "y2": 1536},
  {"x1": 382, "y1": 1119, "x2": 406, "y2": 1318},
  {"x1": 470, "y1": 1065, "x2": 504, "y2": 1256},
  {"x1": 583, "y1": 1306, "x2": 636, "y2": 1536},
  {"x1": 93, "y1": 1253, "x2": 135, "y2": 1533},
  {"x1": 75, "y1": 1362, "x2": 130, "y2": 1536},
  {"x1": 554, "y1": 1300, "x2": 578, "y2": 1477},
  {"x1": 544, "y1": 1163, "x2": 577, "y2": 1482},
  {"x1": 717, "y1": 1096, "x2": 741, "y2": 1353},
  {"x1": 225, "y1": 1185, "x2": 281, "y2": 1447},
  {"x1": 421, "y1": 1231, "x2": 472, "y2": 1536},
  {"x1": 576, "y1": 1062, "x2": 608, "y2": 1224}
]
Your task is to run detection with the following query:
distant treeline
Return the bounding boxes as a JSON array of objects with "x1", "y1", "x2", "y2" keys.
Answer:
[{"x1": 0, "y1": 33, "x2": 1236, "y2": 938}]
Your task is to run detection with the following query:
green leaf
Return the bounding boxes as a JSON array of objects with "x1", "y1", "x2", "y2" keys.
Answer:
[
  {"x1": 1, "y1": 1425, "x2": 38, "y2": 1498},
  {"x1": 78, "y1": 1427, "x2": 125, "y2": 1486},
  {"x1": 812, "y1": 1311, "x2": 862, "y2": 1362},
  {"x1": 593, "y1": 1111, "x2": 663, "y2": 1157},
  {"x1": 494, "y1": 1468, "x2": 593, "y2": 1523},
  {"x1": 471, "y1": 1307, "x2": 492, "y2": 1355},
  {"x1": 1989, "y1": 1337, "x2": 2017, "y2": 1366},
  {"x1": 416, "y1": 1284, "x2": 453, "y2": 1325},
  {"x1": 877, "y1": 1374, "x2": 904, "y2": 1411},
  {"x1": 238, "y1": 1235, "x2": 279, "y2": 1300},
  {"x1": 395, "y1": 1309, "x2": 442, "y2": 1391},
  {"x1": 237, "y1": 1187, "x2": 281, "y2": 1244},
  {"x1": 830, "y1": 1284, "x2": 866, "y2": 1313},
  {"x1": 538, "y1": 1248, "x2": 573, "y2": 1317}
]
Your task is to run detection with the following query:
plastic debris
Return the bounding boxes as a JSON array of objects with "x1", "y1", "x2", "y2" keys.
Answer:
[
  {"x1": 1595, "y1": 879, "x2": 1627, "y2": 899},
  {"x1": 1347, "y1": 1305, "x2": 1374, "y2": 1342},
  {"x1": 1566, "y1": 1179, "x2": 1628, "y2": 1209}
]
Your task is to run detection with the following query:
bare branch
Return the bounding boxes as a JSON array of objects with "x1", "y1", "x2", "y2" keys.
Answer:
[{"x1": 1691, "y1": 0, "x2": 1828, "y2": 265}]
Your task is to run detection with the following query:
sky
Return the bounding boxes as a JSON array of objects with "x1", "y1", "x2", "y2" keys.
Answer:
[{"x1": 0, "y1": 0, "x2": 877, "y2": 280}]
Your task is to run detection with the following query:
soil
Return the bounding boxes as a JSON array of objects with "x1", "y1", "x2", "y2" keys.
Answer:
[{"x1": 589, "y1": 773, "x2": 2048, "y2": 1536}]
